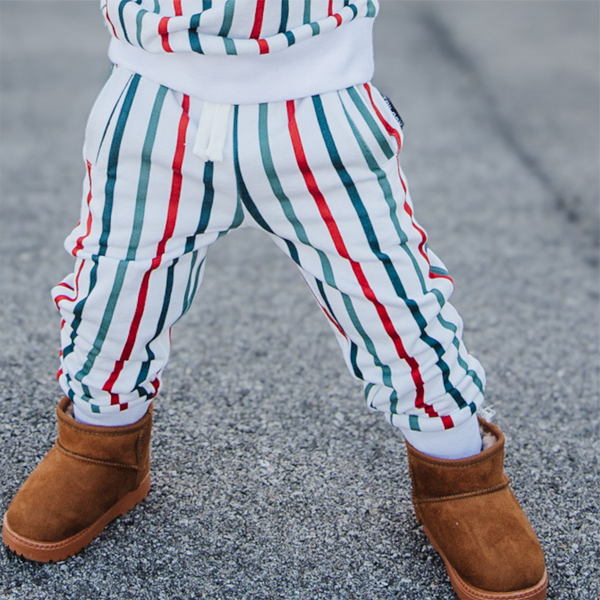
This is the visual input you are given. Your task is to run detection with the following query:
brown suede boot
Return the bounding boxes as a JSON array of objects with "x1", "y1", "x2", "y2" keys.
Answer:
[
  {"x1": 2, "y1": 396, "x2": 152, "y2": 562},
  {"x1": 406, "y1": 417, "x2": 548, "y2": 600}
]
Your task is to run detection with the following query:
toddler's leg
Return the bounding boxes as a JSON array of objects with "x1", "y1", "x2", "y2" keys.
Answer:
[
  {"x1": 3, "y1": 67, "x2": 240, "y2": 561},
  {"x1": 231, "y1": 87, "x2": 546, "y2": 600},
  {"x1": 53, "y1": 68, "x2": 238, "y2": 426},
  {"x1": 233, "y1": 88, "x2": 485, "y2": 456}
]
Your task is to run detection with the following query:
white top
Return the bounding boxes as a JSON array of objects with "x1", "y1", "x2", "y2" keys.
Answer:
[{"x1": 104, "y1": 0, "x2": 378, "y2": 103}]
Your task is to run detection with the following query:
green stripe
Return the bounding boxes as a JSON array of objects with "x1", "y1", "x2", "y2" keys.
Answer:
[
  {"x1": 99, "y1": 75, "x2": 141, "y2": 257},
  {"x1": 223, "y1": 38, "x2": 237, "y2": 55},
  {"x1": 278, "y1": 0, "x2": 289, "y2": 33},
  {"x1": 74, "y1": 261, "x2": 129, "y2": 382},
  {"x1": 64, "y1": 75, "x2": 141, "y2": 362},
  {"x1": 233, "y1": 107, "x2": 297, "y2": 260},
  {"x1": 186, "y1": 256, "x2": 205, "y2": 312},
  {"x1": 219, "y1": 0, "x2": 235, "y2": 36},
  {"x1": 189, "y1": 14, "x2": 203, "y2": 54},
  {"x1": 95, "y1": 73, "x2": 134, "y2": 164},
  {"x1": 135, "y1": 9, "x2": 148, "y2": 49},
  {"x1": 303, "y1": 0, "x2": 311, "y2": 24},
  {"x1": 127, "y1": 86, "x2": 168, "y2": 260},
  {"x1": 182, "y1": 251, "x2": 199, "y2": 315},
  {"x1": 185, "y1": 161, "x2": 215, "y2": 253},
  {"x1": 118, "y1": 0, "x2": 132, "y2": 44},
  {"x1": 349, "y1": 341, "x2": 364, "y2": 380},
  {"x1": 135, "y1": 257, "x2": 178, "y2": 389},
  {"x1": 347, "y1": 87, "x2": 394, "y2": 160}
]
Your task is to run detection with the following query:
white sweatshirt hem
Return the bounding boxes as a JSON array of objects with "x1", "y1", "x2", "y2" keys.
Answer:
[{"x1": 108, "y1": 18, "x2": 375, "y2": 104}]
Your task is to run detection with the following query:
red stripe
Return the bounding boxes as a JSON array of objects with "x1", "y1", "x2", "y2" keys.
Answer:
[
  {"x1": 73, "y1": 161, "x2": 94, "y2": 257},
  {"x1": 250, "y1": 0, "x2": 266, "y2": 39},
  {"x1": 159, "y1": 17, "x2": 173, "y2": 52},
  {"x1": 150, "y1": 378, "x2": 160, "y2": 398},
  {"x1": 173, "y1": 0, "x2": 182, "y2": 16},
  {"x1": 104, "y1": 7, "x2": 119, "y2": 37},
  {"x1": 441, "y1": 415, "x2": 454, "y2": 429},
  {"x1": 54, "y1": 257, "x2": 87, "y2": 310},
  {"x1": 333, "y1": 13, "x2": 342, "y2": 26},
  {"x1": 328, "y1": 0, "x2": 334, "y2": 16},
  {"x1": 286, "y1": 100, "x2": 436, "y2": 418},
  {"x1": 363, "y1": 85, "x2": 453, "y2": 284},
  {"x1": 102, "y1": 95, "x2": 191, "y2": 396},
  {"x1": 257, "y1": 39, "x2": 269, "y2": 54}
]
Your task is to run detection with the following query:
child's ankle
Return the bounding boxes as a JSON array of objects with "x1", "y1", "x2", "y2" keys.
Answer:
[
  {"x1": 72, "y1": 402, "x2": 150, "y2": 427},
  {"x1": 402, "y1": 413, "x2": 482, "y2": 460}
]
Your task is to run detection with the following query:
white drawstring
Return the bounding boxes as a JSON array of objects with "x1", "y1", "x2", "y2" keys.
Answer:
[{"x1": 193, "y1": 101, "x2": 232, "y2": 162}]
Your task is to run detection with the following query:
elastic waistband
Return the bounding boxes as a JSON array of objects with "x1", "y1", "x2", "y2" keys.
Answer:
[{"x1": 108, "y1": 19, "x2": 375, "y2": 104}]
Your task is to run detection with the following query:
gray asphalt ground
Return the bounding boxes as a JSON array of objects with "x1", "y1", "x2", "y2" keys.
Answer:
[{"x1": 0, "y1": 1, "x2": 598, "y2": 599}]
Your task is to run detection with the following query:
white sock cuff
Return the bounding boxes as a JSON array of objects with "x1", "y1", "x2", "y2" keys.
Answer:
[
  {"x1": 73, "y1": 402, "x2": 150, "y2": 427},
  {"x1": 401, "y1": 413, "x2": 482, "y2": 460}
]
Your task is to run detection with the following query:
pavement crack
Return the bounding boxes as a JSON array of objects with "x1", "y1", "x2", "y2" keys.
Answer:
[{"x1": 418, "y1": 8, "x2": 597, "y2": 249}]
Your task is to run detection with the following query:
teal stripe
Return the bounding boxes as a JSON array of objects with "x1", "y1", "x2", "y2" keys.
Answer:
[
  {"x1": 310, "y1": 22, "x2": 320, "y2": 36},
  {"x1": 127, "y1": 86, "x2": 168, "y2": 260},
  {"x1": 223, "y1": 38, "x2": 237, "y2": 55},
  {"x1": 95, "y1": 74, "x2": 134, "y2": 164},
  {"x1": 185, "y1": 161, "x2": 215, "y2": 253},
  {"x1": 346, "y1": 87, "x2": 394, "y2": 160},
  {"x1": 74, "y1": 261, "x2": 129, "y2": 382},
  {"x1": 278, "y1": 0, "x2": 289, "y2": 33},
  {"x1": 118, "y1": 0, "x2": 132, "y2": 44},
  {"x1": 99, "y1": 75, "x2": 141, "y2": 257},
  {"x1": 218, "y1": 0, "x2": 235, "y2": 36},
  {"x1": 186, "y1": 256, "x2": 205, "y2": 312},
  {"x1": 233, "y1": 108, "x2": 297, "y2": 260},
  {"x1": 366, "y1": 0, "x2": 377, "y2": 17},
  {"x1": 135, "y1": 9, "x2": 148, "y2": 48},
  {"x1": 284, "y1": 31, "x2": 295, "y2": 46},
  {"x1": 189, "y1": 14, "x2": 203, "y2": 54},
  {"x1": 64, "y1": 75, "x2": 141, "y2": 362},
  {"x1": 349, "y1": 341, "x2": 364, "y2": 380},
  {"x1": 153, "y1": 0, "x2": 159, "y2": 12},
  {"x1": 182, "y1": 251, "x2": 199, "y2": 315},
  {"x1": 430, "y1": 265, "x2": 450, "y2": 277},
  {"x1": 303, "y1": 0, "x2": 311, "y2": 24},
  {"x1": 313, "y1": 94, "x2": 468, "y2": 410},
  {"x1": 74, "y1": 84, "x2": 167, "y2": 382},
  {"x1": 409, "y1": 414, "x2": 420, "y2": 431},
  {"x1": 135, "y1": 257, "x2": 178, "y2": 389}
]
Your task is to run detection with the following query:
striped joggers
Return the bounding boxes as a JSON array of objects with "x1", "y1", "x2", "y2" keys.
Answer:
[{"x1": 52, "y1": 65, "x2": 486, "y2": 433}]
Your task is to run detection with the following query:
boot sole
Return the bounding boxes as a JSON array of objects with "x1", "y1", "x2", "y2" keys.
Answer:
[
  {"x1": 423, "y1": 525, "x2": 548, "y2": 600},
  {"x1": 2, "y1": 473, "x2": 150, "y2": 563}
]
